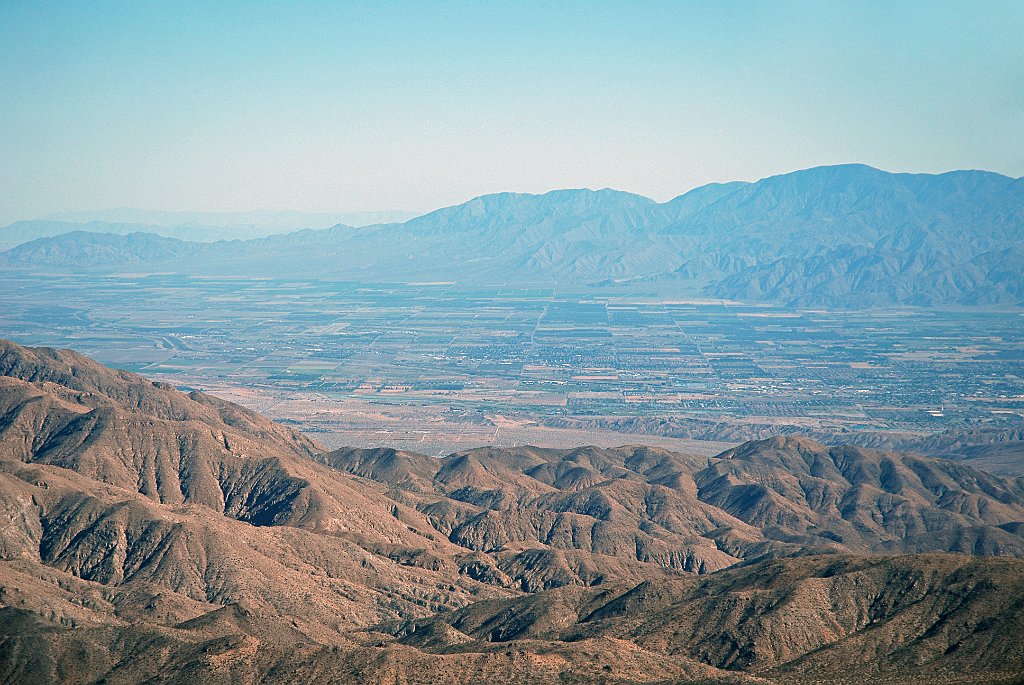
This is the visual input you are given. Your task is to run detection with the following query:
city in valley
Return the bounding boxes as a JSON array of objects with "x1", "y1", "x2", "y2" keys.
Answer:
[{"x1": 8, "y1": 272, "x2": 1021, "y2": 457}]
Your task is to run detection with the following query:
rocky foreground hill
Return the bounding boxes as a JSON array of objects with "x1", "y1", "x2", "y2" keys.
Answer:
[{"x1": 1, "y1": 339, "x2": 1023, "y2": 683}]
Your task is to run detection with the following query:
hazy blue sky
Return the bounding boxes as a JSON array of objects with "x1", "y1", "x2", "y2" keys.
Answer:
[{"x1": 1, "y1": 1, "x2": 1022, "y2": 224}]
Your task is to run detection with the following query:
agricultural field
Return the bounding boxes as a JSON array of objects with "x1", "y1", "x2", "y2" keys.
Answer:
[{"x1": 4, "y1": 272, "x2": 1022, "y2": 454}]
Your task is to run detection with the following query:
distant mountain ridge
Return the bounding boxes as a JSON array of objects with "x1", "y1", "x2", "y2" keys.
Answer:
[
  {"x1": 3, "y1": 164, "x2": 1022, "y2": 307},
  {"x1": 0, "y1": 208, "x2": 419, "y2": 247},
  {"x1": 44, "y1": 207, "x2": 419, "y2": 228},
  {"x1": 0, "y1": 220, "x2": 294, "y2": 247}
]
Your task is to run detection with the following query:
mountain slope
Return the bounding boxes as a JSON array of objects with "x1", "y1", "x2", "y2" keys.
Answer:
[
  {"x1": 324, "y1": 438, "x2": 1024, "y2": 583},
  {"x1": 0, "y1": 340, "x2": 518, "y2": 629},
  {"x1": 392, "y1": 553, "x2": 1024, "y2": 683},
  {"x1": 5, "y1": 339, "x2": 1024, "y2": 593},
  {"x1": 3, "y1": 341, "x2": 1024, "y2": 682}
]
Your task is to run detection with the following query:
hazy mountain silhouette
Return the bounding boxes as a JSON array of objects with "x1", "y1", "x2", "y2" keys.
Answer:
[
  {"x1": 4, "y1": 165, "x2": 1021, "y2": 307},
  {"x1": 0, "y1": 208, "x2": 419, "y2": 247}
]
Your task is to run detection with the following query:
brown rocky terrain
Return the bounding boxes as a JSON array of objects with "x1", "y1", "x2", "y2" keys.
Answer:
[
  {"x1": 388, "y1": 553, "x2": 1024, "y2": 684},
  {"x1": 324, "y1": 435, "x2": 1024, "y2": 580},
  {"x1": 0, "y1": 341, "x2": 517, "y2": 628},
  {"x1": 542, "y1": 415, "x2": 1024, "y2": 477},
  {"x1": 1, "y1": 339, "x2": 1023, "y2": 683}
]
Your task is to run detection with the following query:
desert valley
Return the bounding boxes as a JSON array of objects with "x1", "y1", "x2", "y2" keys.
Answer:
[{"x1": 2, "y1": 3, "x2": 1022, "y2": 682}]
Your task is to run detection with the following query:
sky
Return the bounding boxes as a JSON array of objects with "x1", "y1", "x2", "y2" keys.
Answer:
[{"x1": 1, "y1": 1, "x2": 1022, "y2": 225}]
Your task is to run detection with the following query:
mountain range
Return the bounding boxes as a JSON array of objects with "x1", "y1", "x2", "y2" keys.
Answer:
[
  {"x1": 0, "y1": 207, "x2": 420, "y2": 249},
  {"x1": 0, "y1": 209, "x2": 421, "y2": 250},
  {"x1": 2, "y1": 339, "x2": 1024, "y2": 682},
  {"x1": 3, "y1": 165, "x2": 1023, "y2": 307}
]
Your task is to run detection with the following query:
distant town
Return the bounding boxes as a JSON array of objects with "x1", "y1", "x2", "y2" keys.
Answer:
[{"x1": 7, "y1": 272, "x2": 1021, "y2": 455}]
